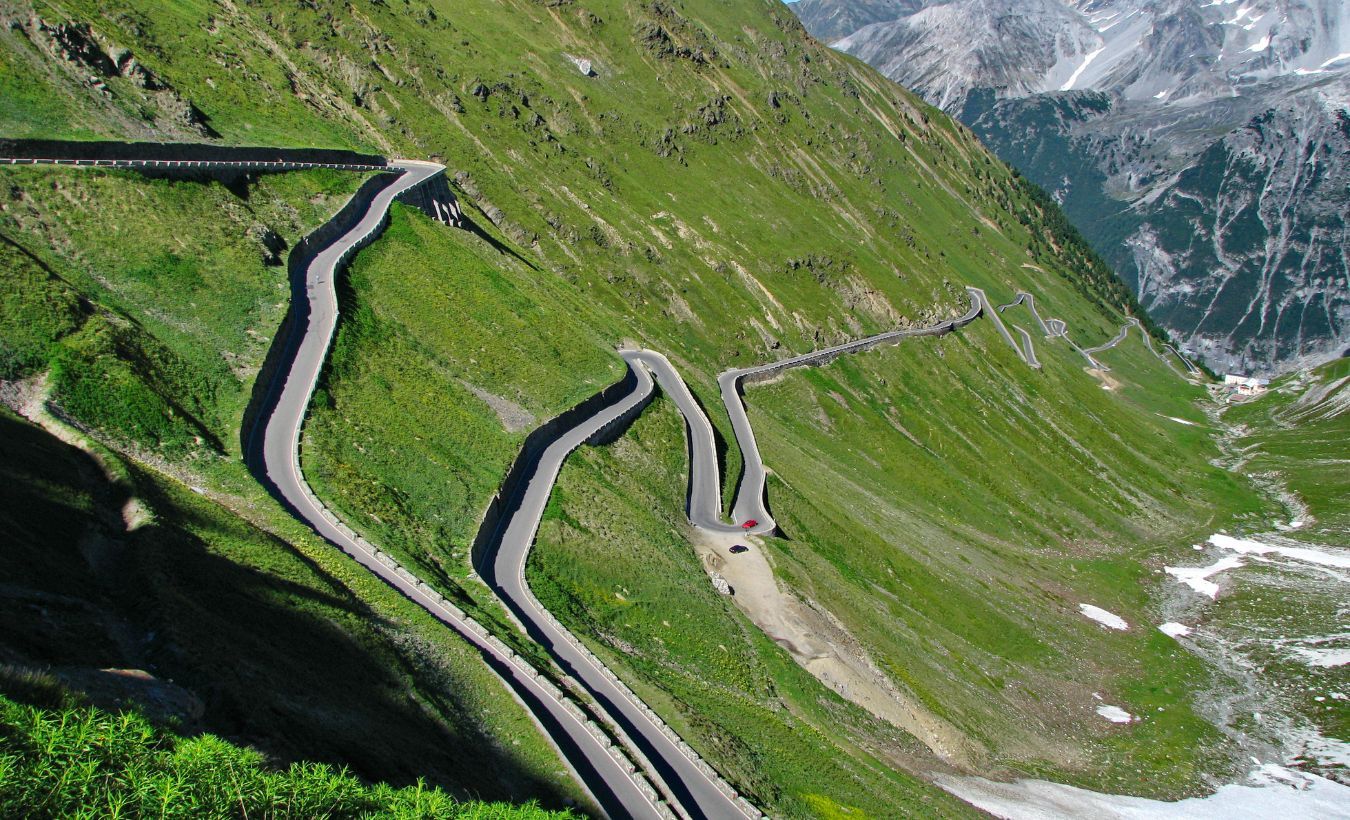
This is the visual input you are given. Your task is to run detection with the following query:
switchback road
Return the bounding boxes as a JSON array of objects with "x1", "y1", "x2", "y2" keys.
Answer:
[{"x1": 11, "y1": 147, "x2": 1201, "y2": 820}]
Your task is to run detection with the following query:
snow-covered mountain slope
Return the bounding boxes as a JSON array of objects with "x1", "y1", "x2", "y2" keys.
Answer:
[
  {"x1": 1058, "y1": 0, "x2": 1350, "y2": 102},
  {"x1": 831, "y1": 0, "x2": 1350, "y2": 110},
  {"x1": 800, "y1": 0, "x2": 1350, "y2": 375},
  {"x1": 834, "y1": 0, "x2": 1102, "y2": 109},
  {"x1": 790, "y1": 0, "x2": 923, "y2": 43}
]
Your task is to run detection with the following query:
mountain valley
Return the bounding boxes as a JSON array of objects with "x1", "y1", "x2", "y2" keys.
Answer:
[{"x1": 0, "y1": 0, "x2": 1344, "y2": 816}]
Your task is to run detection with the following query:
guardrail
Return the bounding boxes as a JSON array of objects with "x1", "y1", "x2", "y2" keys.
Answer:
[
  {"x1": 10, "y1": 144, "x2": 731, "y2": 818},
  {"x1": 287, "y1": 453, "x2": 679, "y2": 819},
  {"x1": 3, "y1": 157, "x2": 389, "y2": 172},
  {"x1": 736, "y1": 295, "x2": 981, "y2": 385},
  {"x1": 516, "y1": 570, "x2": 765, "y2": 818}
]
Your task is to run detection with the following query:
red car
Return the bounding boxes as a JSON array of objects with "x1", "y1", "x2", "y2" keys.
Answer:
[{"x1": 741, "y1": 519, "x2": 758, "y2": 530}]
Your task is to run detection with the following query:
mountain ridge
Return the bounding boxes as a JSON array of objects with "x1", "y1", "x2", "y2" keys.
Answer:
[{"x1": 800, "y1": 0, "x2": 1350, "y2": 375}]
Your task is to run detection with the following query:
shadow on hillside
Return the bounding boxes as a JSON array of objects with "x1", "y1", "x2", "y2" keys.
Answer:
[
  {"x1": 458, "y1": 212, "x2": 539, "y2": 271},
  {"x1": 0, "y1": 412, "x2": 585, "y2": 812}
]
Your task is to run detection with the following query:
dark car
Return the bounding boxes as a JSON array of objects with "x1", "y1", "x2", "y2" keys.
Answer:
[
  {"x1": 741, "y1": 519, "x2": 758, "y2": 530},
  {"x1": 729, "y1": 544, "x2": 750, "y2": 555}
]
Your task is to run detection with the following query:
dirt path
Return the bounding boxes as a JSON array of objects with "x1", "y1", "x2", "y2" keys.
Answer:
[
  {"x1": 690, "y1": 527, "x2": 974, "y2": 765},
  {"x1": 1, "y1": 373, "x2": 149, "y2": 531}
]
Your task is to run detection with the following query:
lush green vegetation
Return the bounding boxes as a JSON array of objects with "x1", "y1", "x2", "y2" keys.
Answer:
[
  {"x1": 0, "y1": 680, "x2": 574, "y2": 819},
  {"x1": 1224, "y1": 359, "x2": 1350, "y2": 535},
  {"x1": 532, "y1": 313, "x2": 1263, "y2": 808},
  {"x1": 1180, "y1": 362, "x2": 1349, "y2": 777},
  {"x1": 306, "y1": 206, "x2": 621, "y2": 597},
  {"x1": 532, "y1": 403, "x2": 979, "y2": 817},
  {"x1": 1006, "y1": 171, "x2": 1181, "y2": 360},
  {"x1": 0, "y1": 166, "x2": 371, "y2": 454}
]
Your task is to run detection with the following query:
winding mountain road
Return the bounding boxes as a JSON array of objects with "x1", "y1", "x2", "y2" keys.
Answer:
[
  {"x1": 716, "y1": 293, "x2": 984, "y2": 534},
  {"x1": 997, "y1": 291, "x2": 1064, "y2": 338},
  {"x1": 239, "y1": 159, "x2": 695, "y2": 818},
  {"x1": 1079, "y1": 316, "x2": 1199, "y2": 374},
  {"x1": 968, "y1": 287, "x2": 1040, "y2": 369},
  {"x1": 998, "y1": 290, "x2": 1200, "y2": 375},
  {"x1": 483, "y1": 353, "x2": 758, "y2": 819},
  {"x1": 481, "y1": 297, "x2": 987, "y2": 814},
  {"x1": 9, "y1": 147, "x2": 1203, "y2": 820}
]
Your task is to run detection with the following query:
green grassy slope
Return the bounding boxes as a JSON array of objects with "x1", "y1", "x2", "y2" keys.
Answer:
[
  {"x1": 1224, "y1": 359, "x2": 1350, "y2": 536},
  {"x1": 305, "y1": 207, "x2": 622, "y2": 590},
  {"x1": 533, "y1": 403, "x2": 977, "y2": 818},
  {"x1": 0, "y1": 0, "x2": 1292, "y2": 814},
  {"x1": 0, "y1": 165, "x2": 370, "y2": 455},
  {"x1": 531, "y1": 319, "x2": 1262, "y2": 811},
  {"x1": 1189, "y1": 362, "x2": 1348, "y2": 777},
  {"x1": 0, "y1": 680, "x2": 574, "y2": 819},
  {"x1": 0, "y1": 167, "x2": 590, "y2": 810}
]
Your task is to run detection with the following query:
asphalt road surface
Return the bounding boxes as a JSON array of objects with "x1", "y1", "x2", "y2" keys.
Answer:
[
  {"x1": 716, "y1": 291, "x2": 984, "y2": 534},
  {"x1": 9, "y1": 151, "x2": 679, "y2": 817},
  {"x1": 484, "y1": 353, "x2": 758, "y2": 820},
  {"x1": 998, "y1": 291, "x2": 1063, "y2": 338}
]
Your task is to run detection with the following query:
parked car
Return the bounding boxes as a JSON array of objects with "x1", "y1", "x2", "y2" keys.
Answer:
[
  {"x1": 729, "y1": 545, "x2": 750, "y2": 554},
  {"x1": 741, "y1": 519, "x2": 758, "y2": 529}
]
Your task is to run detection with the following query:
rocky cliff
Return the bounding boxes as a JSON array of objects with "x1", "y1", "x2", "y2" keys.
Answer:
[{"x1": 799, "y1": 0, "x2": 1350, "y2": 375}]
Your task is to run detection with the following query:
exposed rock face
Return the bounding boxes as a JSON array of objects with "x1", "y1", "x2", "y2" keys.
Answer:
[
  {"x1": 797, "y1": 0, "x2": 1350, "y2": 375},
  {"x1": 825, "y1": 0, "x2": 1350, "y2": 111},
  {"x1": 790, "y1": 0, "x2": 923, "y2": 43},
  {"x1": 835, "y1": 0, "x2": 1099, "y2": 110},
  {"x1": 1125, "y1": 92, "x2": 1350, "y2": 375},
  {"x1": 5, "y1": 11, "x2": 219, "y2": 139}
]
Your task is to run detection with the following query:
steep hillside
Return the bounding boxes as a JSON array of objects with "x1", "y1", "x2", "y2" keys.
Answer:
[
  {"x1": 0, "y1": 0, "x2": 1302, "y2": 815},
  {"x1": 804, "y1": 0, "x2": 1350, "y2": 376},
  {"x1": 962, "y1": 82, "x2": 1350, "y2": 376}
]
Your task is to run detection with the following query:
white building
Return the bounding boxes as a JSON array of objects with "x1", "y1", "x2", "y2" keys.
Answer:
[{"x1": 1223, "y1": 374, "x2": 1270, "y2": 395}]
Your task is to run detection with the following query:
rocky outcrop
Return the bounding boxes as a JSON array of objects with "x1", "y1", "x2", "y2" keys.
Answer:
[
  {"x1": 962, "y1": 78, "x2": 1350, "y2": 377},
  {"x1": 8, "y1": 12, "x2": 220, "y2": 138},
  {"x1": 790, "y1": 0, "x2": 922, "y2": 43},
  {"x1": 834, "y1": 0, "x2": 1098, "y2": 111}
]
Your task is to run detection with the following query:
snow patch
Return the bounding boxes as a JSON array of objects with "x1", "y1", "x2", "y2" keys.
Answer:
[
  {"x1": 937, "y1": 764, "x2": 1350, "y2": 820},
  {"x1": 1158, "y1": 414, "x2": 1199, "y2": 426},
  {"x1": 1096, "y1": 704, "x2": 1135, "y2": 723},
  {"x1": 1167, "y1": 534, "x2": 1350, "y2": 598},
  {"x1": 1061, "y1": 46, "x2": 1106, "y2": 91},
  {"x1": 1290, "y1": 647, "x2": 1350, "y2": 668},
  {"x1": 1159, "y1": 622, "x2": 1192, "y2": 638},
  {"x1": 1245, "y1": 34, "x2": 1271, "y2": 53},
  {"x1": 1166, "y1": 555, "x2": 1245, "y2": 598},
  {"x1": 1208, "y1": 533, "x2": 1350, "y2": 570},
  {"x1": 1080, "y1": 604, "x2": 1129, "y2": 630}
]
